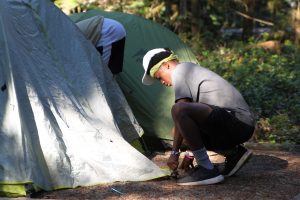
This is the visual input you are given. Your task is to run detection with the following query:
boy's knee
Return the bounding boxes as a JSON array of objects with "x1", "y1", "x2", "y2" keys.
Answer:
[
  {"x1": 172, "y1": 102, "x2": 213, "y2": 122},
  {"x1": 171, "y1": 102, "x2": 189, "y2": 119}
]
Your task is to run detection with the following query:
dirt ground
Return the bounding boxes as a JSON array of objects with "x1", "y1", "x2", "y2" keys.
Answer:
[{"x1": 20, "y1": 149, "x2": 300, "y2": 200}]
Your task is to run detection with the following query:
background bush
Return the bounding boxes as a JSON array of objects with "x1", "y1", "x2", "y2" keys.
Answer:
[
  {"x1": 54, "y1": 0, "x2": 300, "y2": 145},
  {"x1": 192, "y1": 40, "x2": 300, "y2": 144}
]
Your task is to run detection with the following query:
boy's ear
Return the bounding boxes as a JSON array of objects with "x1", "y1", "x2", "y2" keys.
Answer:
[
  {"x1": 161, "y1": 62, "x2": 167, "y2": 69},
  {"x1": 163, "y1": 62, "x2": 170, "y2": 69}
]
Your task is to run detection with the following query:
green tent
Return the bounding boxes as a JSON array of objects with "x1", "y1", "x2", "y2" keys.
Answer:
[{"x1": 70, "y1": 10, "x2": 198, "y2": 143}]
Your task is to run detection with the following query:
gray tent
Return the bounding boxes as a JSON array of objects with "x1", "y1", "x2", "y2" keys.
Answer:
[{"x1": 0, "y1": 0, "x2": 166, "y2": 197}]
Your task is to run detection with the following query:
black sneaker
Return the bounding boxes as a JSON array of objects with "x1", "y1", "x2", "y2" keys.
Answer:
[
  {"x1": 177, "y1": 165, "x2": 224, "y2": 186},
  {"x1": 222, "y1": 145, "x2": 252, "y2": 177}
]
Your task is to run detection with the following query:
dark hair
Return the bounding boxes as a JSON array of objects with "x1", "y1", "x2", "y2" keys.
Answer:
[{"x1": 146, "y1": 50, "x2": 172, "y2": 75}]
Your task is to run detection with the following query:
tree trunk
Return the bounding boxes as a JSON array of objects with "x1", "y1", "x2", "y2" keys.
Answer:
[
  {"x1": 179, "y1": 0, "x2": 187, "y2": 17},
  {"x1": 191, "y1": 0, "x2": 200, "y2": 34},
  {"x1": 242, "y1": 0, "x2": 255, "y2": 40},
  {"x1": 165, "y1": 0, "x2": 172, "y2": 16},
  {"x1": 178, "y1": 0, "x2": 188, "y2": 32},
  {"x1": 296, "y1": 0, "x2": 300, "y2": 44}
]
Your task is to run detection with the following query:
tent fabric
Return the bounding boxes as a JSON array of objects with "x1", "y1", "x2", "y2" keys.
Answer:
[
  {"x1": 0, "y1": 185, "x2": 26, "y2": 198},
  {"x1": 0, "y1": 0, "x2": 166, "y2": 196},
  {"x1": 70, "y1": 10, "x2": 198, "y2": 140}
]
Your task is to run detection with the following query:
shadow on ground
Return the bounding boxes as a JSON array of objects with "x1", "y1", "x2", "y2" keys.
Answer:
[
  {"x1": 31, "y1": 150, "x2": 300, "y2": 200},
  {"x1": 238, "y1": 154, "x2": 288, "y2": 173}
]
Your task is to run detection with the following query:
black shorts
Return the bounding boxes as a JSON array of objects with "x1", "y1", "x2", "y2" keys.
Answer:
[{"x1": 200, "y1": 106, "x2": 254, "y2": 151}]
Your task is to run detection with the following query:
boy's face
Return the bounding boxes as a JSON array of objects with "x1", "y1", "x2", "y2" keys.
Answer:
[{"x1": 154, "y1": 61, "x2": 175, "y2": 87}]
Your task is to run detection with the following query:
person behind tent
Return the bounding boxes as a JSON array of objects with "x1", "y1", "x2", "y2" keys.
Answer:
[
  {"x1": 141, "y1": 48, "x2": 255, "y2": 186},
  {"x1": 76, "y1": 15, "x2": 126, "y2": 74}
]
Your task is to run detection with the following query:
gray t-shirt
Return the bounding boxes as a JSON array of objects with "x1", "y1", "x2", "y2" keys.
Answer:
[
  {"x1": 172, "y1": 62, "x2": 255, "y2": 126},
  {"x1": 76, "y1": 15, "x2": 104, "y2": 45}
]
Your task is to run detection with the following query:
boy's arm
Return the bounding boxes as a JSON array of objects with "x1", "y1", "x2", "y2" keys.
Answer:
[
  {"x1": 171, "y1": 97, "x2": 191, "y2": 152},
  {"x1": 171, "y1": 126, "x2": 183, "y2": 152},
  {"x1": 167, "y1": 126, "x2": 181, "y2": 170},
  {"x1": 167, "y1": 98, "x2": 191, "y2": 170}
]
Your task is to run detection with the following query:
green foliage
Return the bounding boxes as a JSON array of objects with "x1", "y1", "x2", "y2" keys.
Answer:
[
  {"x1": 190, "y1": 39, "x2": 300, "y2": 144},
  {"x1": 126, "y1": 1, "x2": 148, "y2": 15},
  {"x1": 53, "y1": 0, "x2": 80, "y2": 13},
  {"x1": 53, "y1": 0, "x2": 300, "y2": 144},
  {"x1": 255, "y1": 114, "x2": 299, "y2": 144}
]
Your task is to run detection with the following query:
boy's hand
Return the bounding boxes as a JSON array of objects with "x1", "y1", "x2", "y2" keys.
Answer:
[
  {"x1": 179, "y1": 156, "x2": 194, "y2": 171},
  {"x1": 167, "y1": 154, "x2": 179, "y2": 170}
]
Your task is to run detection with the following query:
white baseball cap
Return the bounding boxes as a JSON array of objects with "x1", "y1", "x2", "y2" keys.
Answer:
[{"x1": 142, "y1": 48, "x2": 171, "y2": 85}]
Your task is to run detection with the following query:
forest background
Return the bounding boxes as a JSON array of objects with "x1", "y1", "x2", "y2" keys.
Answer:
[{"x1": 53, "y1": 0, "x2": 300, "y2": 145}]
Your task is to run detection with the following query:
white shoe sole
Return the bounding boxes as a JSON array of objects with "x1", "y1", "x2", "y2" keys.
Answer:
[
  {"x1": 225, "y1": 150, "x2": 252, "y2": 177},
  {"x1": 177, "y1": 175, "x2": 224, "y2": 186}
]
